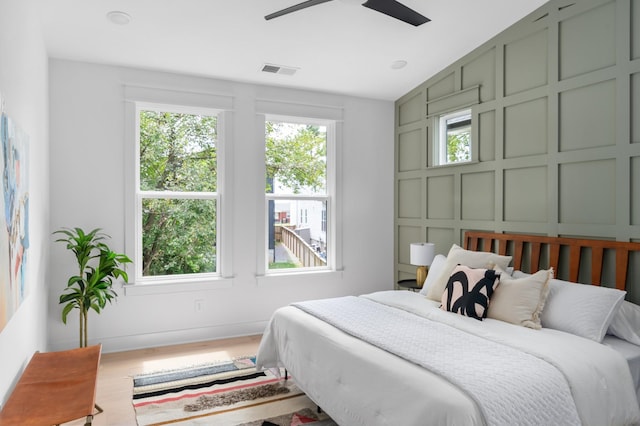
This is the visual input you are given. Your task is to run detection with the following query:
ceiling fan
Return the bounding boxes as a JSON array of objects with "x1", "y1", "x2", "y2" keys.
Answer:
[{"x1": 265, "y1": 0, "x2": 430, "y2": 27}]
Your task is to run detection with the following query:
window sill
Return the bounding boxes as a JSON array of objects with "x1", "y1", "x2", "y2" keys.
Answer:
[
  {"x1": 429, "y1": 159, "x2": 478, "y2": 169},
  {"x1": 255, "y1": 270, "x2": 343, "y2": 287},
  {"x1": 123, "y1": 276, "x2": 233, "y2": 296}
]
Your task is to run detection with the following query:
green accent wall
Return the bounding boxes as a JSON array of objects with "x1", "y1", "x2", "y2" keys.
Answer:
[{"x1": 395, "y1": 0, "x2": 640, "y2": 301}]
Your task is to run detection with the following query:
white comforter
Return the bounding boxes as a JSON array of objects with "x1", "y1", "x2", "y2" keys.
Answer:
[
  {"x1": 293, "y1": 295, "x2": 580, "y2": 426},
  {"x1": 257, "y1": 291, "x2": 640, "y2": 426}
]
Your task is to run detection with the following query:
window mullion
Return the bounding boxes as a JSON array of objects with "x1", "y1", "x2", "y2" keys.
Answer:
[{"x1": 140, "y1": 191, "x2": 218, "y2": 200}]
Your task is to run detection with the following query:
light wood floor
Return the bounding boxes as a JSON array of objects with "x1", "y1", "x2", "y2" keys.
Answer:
[{"x1": 64, "y1": 334, "x2": 262, "y2": 426}]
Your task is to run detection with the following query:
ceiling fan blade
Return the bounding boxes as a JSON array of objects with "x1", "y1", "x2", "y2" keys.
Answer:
[
  {"x1": 362, "y1": 0, "x2": 430, "y2": 26},
  {"x1": 265, "y1": 0, "x2": 334, "y2": 20}
]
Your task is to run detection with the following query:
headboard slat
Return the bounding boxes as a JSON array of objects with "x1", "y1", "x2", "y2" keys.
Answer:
[
  {"x1": 513, "y1": 241, "x2": 524, "y2": 271},
  {"x1": 549, "y1": 244, "x2": 560, "y2": 275},
  {"x1": 468, "y1": 237, "x2": 479, "y2": 251},
  {"x1": 482, "y1": 238, "x2": 492, "y2": 253},
  {"x1": 569, "y1": 246, "x2": 581, "y2": 283},
  {"x1": 498, "y1": 240, "x2": 508, "y2": 256}
]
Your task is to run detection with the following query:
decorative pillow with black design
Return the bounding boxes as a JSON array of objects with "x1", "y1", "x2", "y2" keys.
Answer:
[
  {"x1": 426, "y1": 244, "x2": 511, "y2": 302},
  {"x1": 441, "y1": 265, "x2": 500, "y2": 321}
]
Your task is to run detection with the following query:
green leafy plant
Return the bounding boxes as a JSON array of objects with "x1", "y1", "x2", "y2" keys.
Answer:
[{"x1": 54, "y1": 227, "x2": 132, "y2": 347}]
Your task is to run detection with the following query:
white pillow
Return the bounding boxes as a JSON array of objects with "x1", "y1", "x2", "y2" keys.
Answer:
[
  {"x1": 488, "y1": 267, "x2": 553, "y2": 329},
  {"x1": 419, "y1": 254, "x2": 447, "y2": 295},
  {"x1": 425, "y1": 244, "x2": 512, "y2": 302},
  {"x1": 608, "y1": 301, "x2": 640, "y2": 346},
  {"x1": 514, "y1": 271, "x2": 627, "y2": 342}
]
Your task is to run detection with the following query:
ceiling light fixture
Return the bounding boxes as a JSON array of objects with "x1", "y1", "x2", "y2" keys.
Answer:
[
  {"x1": 391, "y1": 60, "x2": 408, "y2": 70},
  {"x1": 106, "y1": 11, "x2": 132, "y2": 25}
]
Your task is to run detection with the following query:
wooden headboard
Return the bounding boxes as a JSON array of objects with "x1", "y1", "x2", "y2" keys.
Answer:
[{"x1": 463, "y1": 231, "x2": 640, "y2": 292}]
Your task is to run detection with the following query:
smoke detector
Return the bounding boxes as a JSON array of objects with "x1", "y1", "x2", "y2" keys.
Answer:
[{"x1": 261, "y1": 64, "x2": 298, "y2": 76}]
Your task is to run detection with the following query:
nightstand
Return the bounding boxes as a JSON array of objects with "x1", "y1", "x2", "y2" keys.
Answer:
[{"x1": 397, "y1": 279, "x2": 423, "y2": 292}]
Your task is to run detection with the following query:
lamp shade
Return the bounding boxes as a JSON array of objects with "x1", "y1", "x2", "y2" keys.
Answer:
[{"x1": 410, "y1": 242, "x2": 435, "y2": 266}]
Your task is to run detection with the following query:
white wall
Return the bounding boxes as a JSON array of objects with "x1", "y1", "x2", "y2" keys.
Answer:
[
  {"x1": 48, "y1": 59, "x2": 395, "y2": 353},
  {"x1": 0, "y1": 0, "x2": 50, "y2": 405}
]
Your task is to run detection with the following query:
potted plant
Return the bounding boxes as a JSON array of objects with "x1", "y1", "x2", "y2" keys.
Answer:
[{"x1": 54, "y1": 227, "x2": 132, "y2": 347}]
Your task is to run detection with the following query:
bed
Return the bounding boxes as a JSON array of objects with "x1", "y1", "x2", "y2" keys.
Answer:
[{"x1": 256, "y1": 232, "x2": 640, "y2": 426}]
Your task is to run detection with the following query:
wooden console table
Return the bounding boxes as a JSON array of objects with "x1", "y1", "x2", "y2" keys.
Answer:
[{"x1": 0, "y1": 344, "x2": 102, "y2": 426}]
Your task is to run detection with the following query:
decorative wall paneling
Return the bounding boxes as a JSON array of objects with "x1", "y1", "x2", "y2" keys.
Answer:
[{"x1": 394, "y1": 0, "x2": 640, "y2": 302}]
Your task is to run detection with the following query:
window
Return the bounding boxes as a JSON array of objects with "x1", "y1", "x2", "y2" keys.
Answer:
[
  {"x1": 135, "y1": 105, "x2": 220, "y2": 281},
  {"x1": 434, "y1": 109, "x2": 472, "y2": 165},
  {"x1": 265, "y1": 118, "x2": 333, "y2": 272}
]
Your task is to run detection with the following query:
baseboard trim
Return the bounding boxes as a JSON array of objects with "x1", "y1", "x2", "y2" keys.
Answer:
[{"x1": 48, "y1": 321, "x2": 268, "y2": 353}]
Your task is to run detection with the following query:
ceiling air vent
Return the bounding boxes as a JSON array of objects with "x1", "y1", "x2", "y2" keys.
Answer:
[{"x1": 261, "y1": 63, "x2": 298, "y2": 76}]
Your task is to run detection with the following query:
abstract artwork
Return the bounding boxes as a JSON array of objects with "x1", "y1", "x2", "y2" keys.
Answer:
[{"x1": 0, "y1": 112, "x2": 29, "y2": 332}]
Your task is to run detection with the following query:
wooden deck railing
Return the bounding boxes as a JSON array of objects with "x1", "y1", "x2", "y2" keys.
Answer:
[{"x1": 281, "y1": 226, "x2": 326, "y2": 268}]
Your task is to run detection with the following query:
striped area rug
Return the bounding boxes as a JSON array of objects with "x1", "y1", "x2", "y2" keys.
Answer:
[{"x1": 132, "y1": 356, "x2": 333, "y2": 426}]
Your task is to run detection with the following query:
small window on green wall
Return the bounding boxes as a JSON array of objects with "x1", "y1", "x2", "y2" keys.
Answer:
[{"x1": 434, "y1": 109, "x2": 471, "y2": 165}]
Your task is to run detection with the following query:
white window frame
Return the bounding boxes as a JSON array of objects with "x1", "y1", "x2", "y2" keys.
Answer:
[
  {"x1": 123, "y1": 88, "x2": 233, "y2": 294},
  {"x1": 434, "y1": 108, "x2": 472, "y2": 166},
  {"x1": 258, "y1": 112, "x2": 342, "y2": 279}
]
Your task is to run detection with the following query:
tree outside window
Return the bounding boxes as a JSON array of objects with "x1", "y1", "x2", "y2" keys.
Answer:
[
  {"x1": 138, "y1": 110, "x2": 218, "y2": 277},
  {"x1": 434, "y1": 109, "x2": 472, "y2": 166}
]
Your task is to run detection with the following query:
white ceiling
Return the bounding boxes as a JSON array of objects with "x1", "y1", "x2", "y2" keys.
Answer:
[{"x1": 35, "y1": 0, "x2": 548, "y2": 101}]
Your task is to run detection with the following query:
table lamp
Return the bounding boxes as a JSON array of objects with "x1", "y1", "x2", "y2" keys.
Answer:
[{"x1": 410, "y1": 242, "x2": 435, "y2": 287}]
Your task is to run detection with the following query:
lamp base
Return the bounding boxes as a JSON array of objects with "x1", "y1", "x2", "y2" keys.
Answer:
[{"x1": 416, "y1": 266, "x2": 428, "y2": 288}]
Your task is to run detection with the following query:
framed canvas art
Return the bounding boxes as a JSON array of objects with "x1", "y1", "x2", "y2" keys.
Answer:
[{"x1": 0, "y1": 111, "x2": 30, "y2": 332}]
